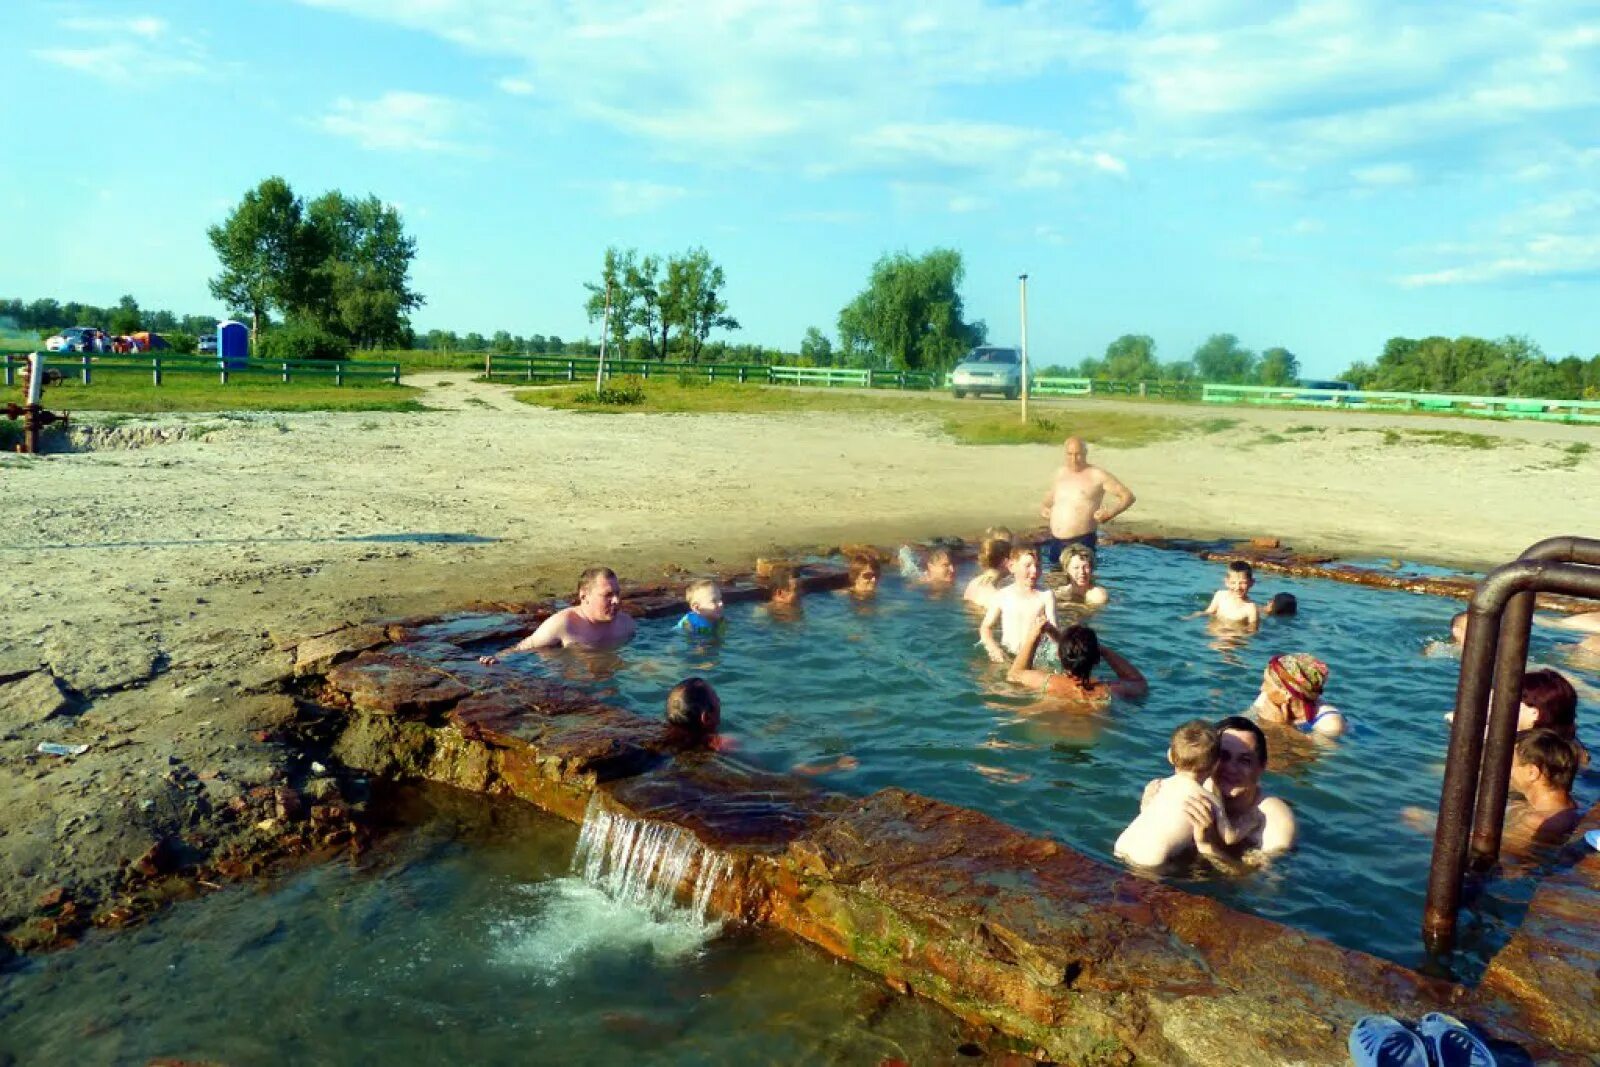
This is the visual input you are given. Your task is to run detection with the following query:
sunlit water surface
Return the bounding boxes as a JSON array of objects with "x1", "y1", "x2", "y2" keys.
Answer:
[
  {"x1": 543, "y1": 544, "x2": 1599, "y2": 975},
  {"x1": 0, "y1": 791, "x2": 973, "y2": 1066}
]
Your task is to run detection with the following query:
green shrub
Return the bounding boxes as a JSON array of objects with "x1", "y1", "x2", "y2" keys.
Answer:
[
  {"x1": 571, "y1": 376, "x2": 646, "y2": 406},
  {"x1": 257, "y1": 322, "x2": 351, "y2": 362}
]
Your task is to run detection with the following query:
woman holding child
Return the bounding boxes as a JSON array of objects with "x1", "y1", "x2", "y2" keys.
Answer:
[{"x1": 1006, "y1": 616, "x2": 1147, "y2": 704}]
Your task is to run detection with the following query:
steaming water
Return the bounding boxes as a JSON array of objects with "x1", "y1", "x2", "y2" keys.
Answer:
[
  {"x1": 0, "y1": 788, "x2": 972, "y2": 1066},
  {"x1": 547, "y1": 543, "x2": 1599, "y2": 976}
]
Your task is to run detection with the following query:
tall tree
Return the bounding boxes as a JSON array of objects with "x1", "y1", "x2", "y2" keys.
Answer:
[
  {"x1": 207, "y1": 177, "x2": 319, "y2": 338},
  {"x1": 800, "y1": 326, "x2": 834, "y2": 366},
  {"x1": 304, "y1": 192, "x2": 423, "y2": 349},
  {"x1": 1101, "y1": 334, "x2": 1160, "y2": 380},
  {"x1": 663, "y1": 247, "x2": 739, "y2": 362},
  {"x1": 1256, "y1": 346, "x2": 1300, "y2": 386},
  {"x1": 584, "y1": 247, "x2": 639, "y2": 356},
  {"x1": 1192, "y1": 333, "x2": 1257, "y2": 383},
  {"x1": 837, "y1": 248, "x2": 984, "y2": 371},
  {"x1": 108, "y1": 294, "x2": 142, "y2": 335},
  {"x1": 626, "y1": 254, "x2": 666, "y2": 359}
]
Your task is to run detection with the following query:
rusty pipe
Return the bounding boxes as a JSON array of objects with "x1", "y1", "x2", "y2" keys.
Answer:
[
  {"x1": 1468, "y1": 537, "x2": 1600, "y2": 868},
  {"x1": 1424, "y1": 557, "x2": 1600, "y2": 954}
]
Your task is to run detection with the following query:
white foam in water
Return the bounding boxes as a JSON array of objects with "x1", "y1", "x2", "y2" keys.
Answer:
[
  {"x1": 491, "y1": 796, "x2": 733, "y2": 983},
  {"x1": 490, "y1": 878, "x2": 713, "y2": 983}
]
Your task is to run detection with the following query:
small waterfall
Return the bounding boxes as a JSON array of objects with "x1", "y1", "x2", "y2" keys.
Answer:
[{"x1": 573, "y1": 794, "x2": 733, "y2": 925}]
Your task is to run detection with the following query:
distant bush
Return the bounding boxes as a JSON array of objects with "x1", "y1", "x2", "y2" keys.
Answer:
[
  {"x1": 571, "y1": 376, "x2": 646, "y2": 406},
  {"x1": 257, "y1": 322, "x2": 351, "y2": 362},
  {"x1": 165, "y1": 331, "x2": 197, "y2": 355}
]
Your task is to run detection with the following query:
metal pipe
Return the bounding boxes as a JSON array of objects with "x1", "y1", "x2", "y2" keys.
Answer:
[
  {"x1": 1468, "y1": 589, "x2": 1534, "y2": 869},
  {"x1": 1468, "y1": 536, "x2": 1600, "y2": 868},
  {"x1": 1424, "y1": 556, "x2": 1600, "y2": 954},
  {"x1": 26, "y1": 353, "x2": 44, "y2": 406}
]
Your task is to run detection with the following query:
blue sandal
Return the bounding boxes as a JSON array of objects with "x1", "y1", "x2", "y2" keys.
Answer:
[
  {"x1": 1418, "y1": 1012, "x2": 1497, "y2": 1067},
  {"x1": 1348, "y1": 1014, "x2": 1428, "y2": 1067}
]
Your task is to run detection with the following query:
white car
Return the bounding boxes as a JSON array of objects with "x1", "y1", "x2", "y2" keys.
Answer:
[
  {"x1": 45, "y1": 326, "x2": 107, "y2": 353},
  {"x1": 950, "y1": 346, "x2": 1025, "y2": 399}
]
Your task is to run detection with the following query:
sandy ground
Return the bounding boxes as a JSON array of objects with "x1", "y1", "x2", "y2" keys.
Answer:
[{"x1": 1, "y1": 371, "x2": 1597, "y2": 945}]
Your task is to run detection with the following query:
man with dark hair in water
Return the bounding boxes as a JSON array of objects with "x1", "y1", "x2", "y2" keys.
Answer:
[
  {"x1": 1174, "y1": 716, "x2": 1297, "y2": 859},
  {"x1": 478, "y1": 566, "x2": 636, "y2": 663}
]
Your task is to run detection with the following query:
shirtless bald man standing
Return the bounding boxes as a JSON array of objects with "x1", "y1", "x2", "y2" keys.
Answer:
[{"x1": 1038, "y1": 437, "x2": 1136, "y2": 570}]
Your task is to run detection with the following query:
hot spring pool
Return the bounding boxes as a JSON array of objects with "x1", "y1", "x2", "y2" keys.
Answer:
[
  {"x1": 0, "y1": 788, "x2": 974, "y2": 1066},
  {"x1": 524, "y1": 543, "x2": 1599, "y2": 974}
]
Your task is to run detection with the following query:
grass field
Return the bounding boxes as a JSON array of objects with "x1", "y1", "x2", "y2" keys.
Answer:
[
  {"x1": 18, "y1": 371, "x2": 423, "y2": 413},
  {"x1": 512, "y1": 379, "x2": 1186, "y2": 447}
]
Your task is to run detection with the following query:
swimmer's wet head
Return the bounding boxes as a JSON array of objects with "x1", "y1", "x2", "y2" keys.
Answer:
[
  {"x1": 1225, "y1": 560, "x2": 1255, "y2": 597},
  {"x1": 685, "y1": 578, "x2": 724, "y2": 622},
  {"x1": 1056, "y1": 623, "x2": 1101, "y2": 682},
  {"x1": 847, "y1": 555, "x2": 881, "y2": 597},
  {"x1": 1065, "y1": 544, "x2": 1096, "y2": 586},
  {"x1": 1512, "y1": 727, "x2": 1579, "y2": 795},
  {"x1": 925, "y1": 547, "x2": 956, "y2": 584},
  {"x1": 666, "y1": 676, "x2": 721, "y2": 740},
  {"x1": 1265, "y1": 592, "x2": 1298, "y2": 617},
  {"x1": 1007, "y1": 544, "x2": 1041, "y2": 589},
  {"x1": 1519, "y1": 668, "x2": 1578, "y2": 736},
  {"x1": 1450, "y1": 610, "x2": 1469, "y2": 646},
  {"x1": 575, "y1": 565, "x2": 623, "y2": 621},
  {"x1": 764, "y1": 565, "x2": 801, "y2": 609}
]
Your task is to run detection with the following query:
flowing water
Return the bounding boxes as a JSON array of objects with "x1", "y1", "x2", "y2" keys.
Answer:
[
  {"x1": 0, "y1": 788, "x2": 978, "y2": 1066},
  {"x1": 540, "y1": 543, "x2": 1599, "y2": 975}
]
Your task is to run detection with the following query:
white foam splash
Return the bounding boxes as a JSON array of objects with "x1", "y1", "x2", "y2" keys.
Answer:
[{"x1": 573, "y1": 794, "x2": 732, "y2": 925}]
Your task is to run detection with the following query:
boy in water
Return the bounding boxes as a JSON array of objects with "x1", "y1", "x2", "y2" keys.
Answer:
[
  {"x1": 765, "y1": 565, "x2": 802, "y2": 615},
  {"x1": 963, "y1": 535, "x2": 1012, "y2": 609},
  {"x1": 676, "y1": 578, "x2": 726, "y2": 636},
  {"x1": 1116, "y1": 720, "x2": 1251, "y2": 868},
  {"x1": 1057, "y1": 544, "x2": 1108, "y2": 607},
  {"x1": 1505, "y1": 728, "x2": 1581, "y2": 847},
  {"x1": 665, "y1": 677, "x2": 726, "y2": 749},
  {"x1": 980, "y1": 545, "x2": 1059, "y2": 662},
  {"x1": 1200, "y1": 561, "x2": 1260, "y2": 628}
]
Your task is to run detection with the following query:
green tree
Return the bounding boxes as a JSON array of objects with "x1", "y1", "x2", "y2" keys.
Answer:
[
  {"x1": 304, "y1": 192, "x2": 423, "y2": 349},
  {"x1": 1256, "y1": 346, "x2": 1300, "y2": 386},
  {"x1": 1100, "y1": 334, "x2": 1160, "y2": 380},
  {"x1": 108, "y1": 294, "x2": 142, "y2": 335},
  {"x1": 626, "y1": 253, "x2": 667, "y2": 359},
  {"x1": 1192, "y1": 333, "x2": 1257, "y2": 383},
  {"x1": 800, "y1": 326, "x2": 834, "y2": 366},
  {"x1": 584, "y1": 247, "x2": 639, "y2": 356},
  {"x1": 663, "y1": 247, "x2": 739, "y2": 362},
  {"x1": 837, "y1": 249, "x2": 984, "y2": 371},
  {"x1": 207, "y1": 176, "x2": 320, "y2": 338}
]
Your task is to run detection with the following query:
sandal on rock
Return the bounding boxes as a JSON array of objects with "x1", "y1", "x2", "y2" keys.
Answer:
[
  {"x1": 1348, "y1": 1014, "x2": 1428, "y2": 1067},
  {"x1": 1418, "y1": 1012, "x2": 1497, "y2": 1067}
]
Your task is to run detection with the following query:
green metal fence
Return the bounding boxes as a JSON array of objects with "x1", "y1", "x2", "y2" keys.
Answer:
[
  {"x1": 1201, "y1": 382, "x2": 1600, "y2": 423},
  {"x1": 3, "y1": 352, "x2": 401, "y2": 387},
  {"x1": 485, "y1": 355, "x2": 762, "y2": 384}
]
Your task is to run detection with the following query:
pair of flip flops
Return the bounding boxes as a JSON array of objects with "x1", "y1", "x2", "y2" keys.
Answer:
[{"x1": 1349, "y1": 1012, "x2": 1497, "y2": 1066}]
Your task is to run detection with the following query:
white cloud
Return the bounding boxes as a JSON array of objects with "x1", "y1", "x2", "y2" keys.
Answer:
[
  {"x1": 1351, "y1": 162, "x2": 1416, "y2": 188},
  {"x1": 496, "y1": 76, "x2": 535, "y2": 96},
  {"x1": 605, "y1": 180, "x2": 688, "y2": 215},
  {"x1": 1400, "y1": 189, "x2": 1600, "y2": 286},
  {"x1": 318, "y1": 92, "x2": 475, "y2": 153},
  {"x1": 34, "y1": 14, "x2": 211, "y2": 83},
  {"x1": 947, "y1": 194, "x2": 990, "y2": 213}
]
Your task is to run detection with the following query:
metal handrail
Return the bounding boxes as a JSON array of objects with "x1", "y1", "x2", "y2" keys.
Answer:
[{"x1": 1422, "y1": 537, "x2": 1600, "y2": 955}]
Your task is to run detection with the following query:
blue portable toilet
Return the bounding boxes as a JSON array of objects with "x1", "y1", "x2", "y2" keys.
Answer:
[{"x1": 217, "y1": 320, "x2": 249, "y2": 366}]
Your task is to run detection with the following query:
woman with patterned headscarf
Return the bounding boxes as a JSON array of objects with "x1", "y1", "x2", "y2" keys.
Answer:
[{"x1": 1250, "y1": 653, "x2": 1348, "y2": 737}]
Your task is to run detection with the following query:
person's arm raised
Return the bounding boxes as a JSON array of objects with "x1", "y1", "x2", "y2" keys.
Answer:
[{"x1": 1099, "y1": 644, "x2": 1147, "y2": 698}]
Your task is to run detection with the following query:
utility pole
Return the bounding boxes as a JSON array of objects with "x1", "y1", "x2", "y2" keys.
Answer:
[
  {"x1": 1018, "y1": 273, "x2": 1030, "y2": 424},
  {"x1": 595, "y1": 279, "x2": 613, "y2": 391}
]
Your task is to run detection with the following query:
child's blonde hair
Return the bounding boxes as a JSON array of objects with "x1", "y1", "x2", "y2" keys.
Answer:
[
  {"x1": 1169, "y1": 719, "x2": 1220, "y2": 774},
  {"x1": 685, "y1": 577, "x2": 719, "y2": 607}
]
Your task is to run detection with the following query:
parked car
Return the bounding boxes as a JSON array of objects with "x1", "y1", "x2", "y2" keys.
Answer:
[
  {"x1": 1294, "y1": 378, "x2": 1356, "y2": 402},
  {"x1": 44, "y1": 326, "x2": 106, "y2": 353},
  {"x1": 197, "y1": 333, "x2": 218, "y2": 355},
  {"x1": 950, "y1": 345, "x2": 1024, "y2": 399}
]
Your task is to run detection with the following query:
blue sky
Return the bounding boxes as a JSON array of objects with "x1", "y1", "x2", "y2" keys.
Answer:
[{"x1": 4, "y1": 0, "x2": 1597, "y2": 377}]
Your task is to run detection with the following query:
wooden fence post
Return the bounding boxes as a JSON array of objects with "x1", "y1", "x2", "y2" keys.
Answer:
[
  {"x1": 390, "y1": 363, "x2": 400, "y2": 385},
  {"x1": 4, "y1": 355, "x2": 13, "y2": 387}
]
